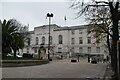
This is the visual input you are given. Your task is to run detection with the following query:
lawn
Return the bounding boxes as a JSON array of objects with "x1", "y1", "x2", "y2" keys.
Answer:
[{"x1": 2, "y1": 57, "x2": 49, "y2": 67}]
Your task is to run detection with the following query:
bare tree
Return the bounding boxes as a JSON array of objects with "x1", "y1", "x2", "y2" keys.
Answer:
[{"x1": 70, "y1": 0, "x2": 120, "y2": 79}]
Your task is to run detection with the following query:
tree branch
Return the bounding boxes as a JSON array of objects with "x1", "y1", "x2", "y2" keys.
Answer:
[
  {"x1": 95, "y1": 1, "x2": 109, "y2": 4},
  {"x1": 115, "y1": 2, "x2": 119, "y2": 10},
  {"x1": 88, "y1": 4, "x2": 109, "y2": 7},
  {"x1": 118, "y1": 12, "x2": 120, "y2": 20},
  {"x1": 94, "y1": 24, "x2": 113, "y2": 37}
]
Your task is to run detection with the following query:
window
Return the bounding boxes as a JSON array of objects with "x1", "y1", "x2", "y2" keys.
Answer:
[
  {"x1": 34, "y1": 48, "x2": 37, "y2": 53},
  {"x1": 79, "y1": 29, "x2": 82, "y2": 34},
  {"x1": 71, "y1": 38, "x2": 75, "y2": 44},
  {"x1": 28, "y1": 38, "x2": 31, "y2": 45},
  {"x1": 71, "y1": 47, "x2": 74, "y2": 53},
  {"x1": 58, "y1": 47, "x2": 62, "y2": 53},
  {"x1": 27, "y1": 48, "x2": 29, "y2": 53},
  {"x1": 88, "y1": 47, "x2": 91, "y2": 53},
  {"x1": 79, "y1": 37, "x2": 83, "y2": 44},
  {"x1": 96, "y1": 47, "x2": 100, "y2": 53},
  {"x1": 88, "y1": 37, "x2": 91, "y2": 44},
  {"x1": 79, "y1": 47, "x2": 83, "y2": 53},
  {"x1": 42, "y1": 36, "x2": 45, "y2": 44},
  {"x1": 71, "y1": 30, "x2": 75, "y2": 34},
  {"x1": 87, "y1": 30, "x2": 91, "y2": 34},
  {"x1": 59, "y1": 35, "x2": 63, "y2": 44},
  {"x1": 36, "y1": 37, "x2": 39, "y2": 45}
]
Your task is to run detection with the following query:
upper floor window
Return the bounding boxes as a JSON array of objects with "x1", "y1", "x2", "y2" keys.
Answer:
[
  {"x1": 71, "y1": 38, "x2": 75, "y2": 44},
  {"x1": 79, "y1": 37, "x2": 83, "y2": 44},
  {"x1": 79, "y1": 29, "x2": 82, "y2": 34},
  {"x1": 36, "y1": 37, "x2": 39, "y2": 45},
  {"x1": 71, "y1": 30, "x2": 75, "y2": 34},
  {"x1": 59, "y1": 35, "x2": 63, "y2": 44},
  {"x1": 87, "y1": 29, "x2": 91, "y2": 34},
  {"x1": 87, "y1": 37, "x2": 91, "y2": 44},
  {"x1": 88, "y1": 47, "x2": 91, "y2": 53},
  {"x1": 28, "y1": 38, "x2": 31, "y2": 45},
  {"x1": 96, "y1": 47, "x2": 100, "y2": 53},
  {"x1": 42, "y1": 36, "x2": 45, "y2": 44}
]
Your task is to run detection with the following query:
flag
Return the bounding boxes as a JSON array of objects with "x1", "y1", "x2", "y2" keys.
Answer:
[{"x1": 64, "y1": 16, "x2": 67, "y2": 21}]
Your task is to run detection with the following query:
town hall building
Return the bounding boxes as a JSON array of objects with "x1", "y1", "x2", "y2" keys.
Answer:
[{"x1": 21, "y1": 24, "x2": 108, "y2": 58}]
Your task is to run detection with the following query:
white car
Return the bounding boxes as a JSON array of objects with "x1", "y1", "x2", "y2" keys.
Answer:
[
  {"x1": 7, "y1": 53, "x2": 22, "y2": 58},
  {"x1": 6, "y1": 53, "x2": 13, "y2": 57},
  {"x1": 16, "y1": 55, "x2": 22, "y2": 58}
]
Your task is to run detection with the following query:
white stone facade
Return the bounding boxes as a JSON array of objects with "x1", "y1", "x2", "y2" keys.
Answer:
[{"x1": 22, "y1": 24, "x2": 108, "y2": 57}]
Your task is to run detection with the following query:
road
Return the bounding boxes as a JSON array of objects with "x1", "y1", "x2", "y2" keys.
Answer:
[{"x1": 2, "y1": 59, "x2": 107, "y2": 78}]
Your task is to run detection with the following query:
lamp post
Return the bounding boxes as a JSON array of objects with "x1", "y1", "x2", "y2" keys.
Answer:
[{"x1": 47, "y1": 13, "x2": 53, "y2": 60}]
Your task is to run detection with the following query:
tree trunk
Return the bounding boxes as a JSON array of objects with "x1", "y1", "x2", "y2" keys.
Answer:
[
  {"x1": 111, "y1": 16, "x2": 119, "y2": 80},
  {"x1": 107, "y1": 34, "x2": 111, "y2": 55},
  {"x1": 13, "y1": 50, "x2": 17, "y2": 57},
  {"x1": 109, "y1": 2, "x2": 119, "y2": 80}
]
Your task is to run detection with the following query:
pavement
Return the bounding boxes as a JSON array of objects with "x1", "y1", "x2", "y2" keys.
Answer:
[
  {"x1": 103, "y1": 63, "x2": 113, "y2": 80},
  {"x1": 2, "y1": 58, "x2": 108, "y2": 79}
]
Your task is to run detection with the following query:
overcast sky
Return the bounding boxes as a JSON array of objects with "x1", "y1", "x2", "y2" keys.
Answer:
[{"x1": 0, "y1": 0, "x2": 88, "y2": 31}]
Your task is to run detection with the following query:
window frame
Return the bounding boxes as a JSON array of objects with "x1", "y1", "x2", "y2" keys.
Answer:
[
  {"x1": 36, "y1": 37, "x2": 39, "y2": 45},
  {"x1": 58, "y1": 35, "x2": 63, "y2": 44},
  {"x1": 79, "y1": 37, "x2": 83, "y2": 44},
  {"x1": 87, "y1": 37, "x2": 91, "y2": 44}
]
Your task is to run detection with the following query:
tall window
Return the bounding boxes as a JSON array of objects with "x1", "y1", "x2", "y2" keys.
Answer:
[
  {"x1": 71, "y1": 38, "x2": 75, "y2": 44},
  {"x1": 27, "y1": 48, "x2": 29, "y2": 53},
  {"x1": 79, "y1": 29, "x2": 82, "y2": 34},
  {"x1": 96, "y1": 47, "x2": 100, "y2": 53},
  {"x1": 71, "y1": 47, "x2": 74, "y2": 53},
  {"x1": 88, "y1": 47, "x2": 91, "y2": 53},
  {"x1": 59, "y1": 35, "x2": 63, "y2": 44},
  {"x1": 79, "y1": 47, "x2": 83, "y2": 53},
  {"x1": 79, "y1": 37, "x2": 83, "y2": 44},
  {"x1": 87, "y1": 37, "x2": 91, "y2": 44},
  {"x1": 34, "y1": 48, "x2": 37, "y2": 53},
  {"x1": 71, "y1": 30, "x2": 75, "y2": 34},
  {"x1": 42, "y1": 36, "x2": 45, "y2": 44},
  {"x1": 87, "y1": 29, "x2": 91, "y2": 34},
  {"x1": 28, "y1": 38, "x2": 31, "y2": 45},
  {"x1": 50, "y1": 36, "x2": 52, "y2": 44},
  {"x1": 36, "y1": 37, "x2": 39, "y2": 45}
]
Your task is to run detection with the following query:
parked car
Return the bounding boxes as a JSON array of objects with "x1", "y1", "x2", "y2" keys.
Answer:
[
  {"x1": 7, "y1": 53, "x2": 22, "y2": 58},
  {"x1": 16, "y1": 55, "x2": 22, "y2": 58},
  {"x1": 23, "y1": 53, "x2": 33, "y2": 58},
  {"x1": 6, "y1": 53, "x2": 13, "y2": 57},
  {"x1": 91, "y1": 57, "x2": 97, "y2": 64}
]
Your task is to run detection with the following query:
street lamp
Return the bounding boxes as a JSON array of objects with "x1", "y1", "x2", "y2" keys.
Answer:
[{"x1": 47, "y1": 13, "x2": 53, "y2": 60}]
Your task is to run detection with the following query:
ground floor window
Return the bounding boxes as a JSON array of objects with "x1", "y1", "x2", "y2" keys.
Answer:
[
  {"x1": 88, "y1": 47, "x2": 91, "y2": 53},
  {"x1": 71, "y1": 47, "x2": 74, "y2": 53},
  {"x1": 96, "y1": 47, "x2": 100, "y2": 53},
  {"x1": 58, "y1": 47, "x2": 62, "y2": 53},
  {"x1": 34, "y1": 48, "x2": 37, "y2": 53},
  {"x1": 79, "y1": 47, "x2": 83, "y2": 53},
  {"x1": 27, "y1": 48, "x2": 29, "y2": 53}
]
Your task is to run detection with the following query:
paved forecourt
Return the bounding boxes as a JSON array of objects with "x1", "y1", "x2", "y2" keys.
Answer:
[{"x1": 2, "y1": 59, "x2": 107, "y2": 78}]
